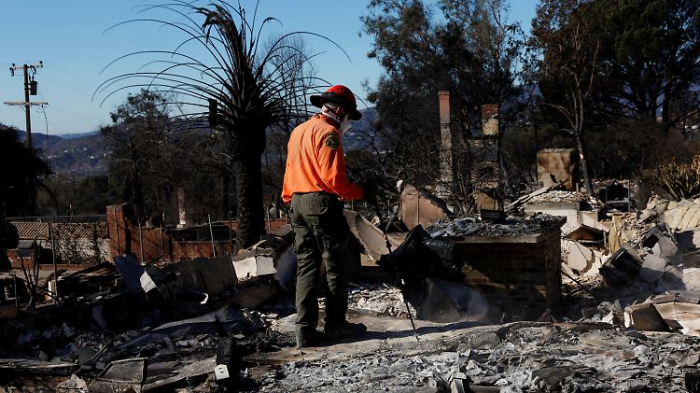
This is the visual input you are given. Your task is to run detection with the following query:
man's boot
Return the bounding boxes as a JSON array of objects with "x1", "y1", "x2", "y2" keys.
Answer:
[
  {"x1": 296, "y1": 329, "x2": 325, "y2": 348},
  {"x1": 324, "y1": 321, "x2": 367, "y2": 339}
]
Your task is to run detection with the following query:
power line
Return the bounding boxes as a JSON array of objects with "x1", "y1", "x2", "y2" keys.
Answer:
[{"x1": 41, "y1": 73, "x2": 93, "y2": 98}]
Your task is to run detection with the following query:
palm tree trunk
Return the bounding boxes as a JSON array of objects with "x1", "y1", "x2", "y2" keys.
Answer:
[
  {"x1": 220, "y1": 167, "x2": 230, "y2": 219},
  {"x1": 231, "y1": 142, "x2": 266, "y2": 249}
]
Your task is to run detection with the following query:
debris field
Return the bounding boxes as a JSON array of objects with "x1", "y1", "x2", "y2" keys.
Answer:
[{"x1": 3, "y1": 184, "x2": 700, "y2": 392}]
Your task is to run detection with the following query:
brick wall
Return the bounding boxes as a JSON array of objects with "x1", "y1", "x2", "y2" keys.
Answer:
[
  {"x1": 106, "y1": 204, "x2": 287, "y2": 263},
  {"x1": 7, "y1": 249, "x2": 31, "y2": 269},
  {"x1": 455, "y1": 230, "x2": 562, "y2": 321},
  {"x1": 107, "y1": 204, "x2": 130, "y2": 257},
  {"x1": 171, "y1": 241, "x2": 234, "y2": 261}
]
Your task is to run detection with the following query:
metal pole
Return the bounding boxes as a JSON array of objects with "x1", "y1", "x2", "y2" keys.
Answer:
[
  {"x1": 49, "y1": 223, "x2": 58, "y2": 303},
  {"x1": 114, "y1": 207, "x2": 121, "y2": 256},
  {"x1": 22, "y1": 65, "x2": 32, "y2": 149},
  {"x1": 416, "y1": 192, "x2": 420, "y2": 228},
  {"x1": 160, "y1": 220, "x2": 164, "y2": 262},
  {"x1": 604, "y1": 229, "x2": 608, "y2": 250},
  {"x1": 229, "y1": 218, "x2": 234, "y2": 255},
  {"x1": 628, "y1": 178, "x2": 631, "y2": 212},
  {"x1": 208, "y1": 214, "x2": 217, "y2": 258},
  {"x1": 266, "y1": 206, "x2": 272, "y2": 234},
  {"x1": 13, "y1": 273, "x2": 18, "y2": 307},
  {"x1": 138, "y1": 221, "x2": 144, "y2": 263}
]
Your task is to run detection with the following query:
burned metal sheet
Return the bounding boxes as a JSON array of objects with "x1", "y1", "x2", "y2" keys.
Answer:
[
  {"x1": 0, "y1": 358, "x2": 79, "y2": 376},
  {"x1": 89, "y1": 357, "x2": 146, "y2": 393},
  {"x1": 121, "y1": 307, "x2": 260, "y2": 350},
  {"x1": 143, "y1": 357, "x2": 216, "y2": 391},
  {"x1": 599, "y1": 245, "x2": 643, "y2": 287}
]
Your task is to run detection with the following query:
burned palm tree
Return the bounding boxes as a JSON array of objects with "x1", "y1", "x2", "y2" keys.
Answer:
[{"x1": 96, "y1": 1, "x2": 340, "y2": 247}]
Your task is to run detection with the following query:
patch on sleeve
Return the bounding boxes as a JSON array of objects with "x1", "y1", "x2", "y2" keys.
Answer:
[{"x1": 324, "y1": 133, "x2": 340, "y2": 150}]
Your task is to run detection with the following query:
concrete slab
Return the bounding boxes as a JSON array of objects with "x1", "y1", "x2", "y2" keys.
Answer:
[
  {"x1": 247, "y1": 311, "x2": 496, "y2": 365},
  {"x1": 580, "y1": 211, "x2": 603, "y2": 229},
  {"x1": 233, "y1": 244, "x2": 276, "y2": 281}
]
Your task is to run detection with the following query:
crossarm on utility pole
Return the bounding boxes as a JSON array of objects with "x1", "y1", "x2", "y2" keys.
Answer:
[{"x1": 3, "y1": 101, "x2": 49, "y2": 106}]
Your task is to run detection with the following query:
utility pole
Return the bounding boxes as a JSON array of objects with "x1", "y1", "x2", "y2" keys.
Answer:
[{"x1": 5, "y1": 62, "x2": 47, "y2": 150}]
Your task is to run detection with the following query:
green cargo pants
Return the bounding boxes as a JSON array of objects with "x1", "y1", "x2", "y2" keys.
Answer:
[{"x1": 290, "y1": 192, "x2": 352, "y2": 334}]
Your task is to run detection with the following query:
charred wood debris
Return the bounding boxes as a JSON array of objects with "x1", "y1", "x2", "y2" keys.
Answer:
[{"x1": 3, "y1": 182, "x2": 700, "y2": 392}]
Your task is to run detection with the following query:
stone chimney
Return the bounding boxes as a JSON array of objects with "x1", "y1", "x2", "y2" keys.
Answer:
[{"x1": 437, "y1": 91, "x2": 456, "y2": 197}]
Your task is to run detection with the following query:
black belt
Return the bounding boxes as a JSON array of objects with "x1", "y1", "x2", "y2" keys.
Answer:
[{"x1": 294, "y1": 190, "x2": 338, "y2": 198}]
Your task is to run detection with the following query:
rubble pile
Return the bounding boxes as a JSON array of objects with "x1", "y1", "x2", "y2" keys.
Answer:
[
  {"x1": 9, "y1": 186, "x2": 700, "y2": 391},
  {"x1": 308, "y1": 284, "x2": 412, "y2": 320},
  {"x1": 347, "y1": 284, "x2": 410, "y2": 318},
  {"x1": 527, "y1": 190, "x2": 592, "y2": 204},
  {"x1": 0, "y1": 232, "x2": 295, "y2": 391},
  {"x1": 558, "y1": 194, "x2": 700, "y2": 340},
  {"x1": 428, "y1": 214, "x2": 564, "y2": 238},
  {"x1": 0, "y1": 306, "x2": 265, "y2": 391},
  {"x1": 252, "y1": 322, "x2": 700, "y2": 392}
]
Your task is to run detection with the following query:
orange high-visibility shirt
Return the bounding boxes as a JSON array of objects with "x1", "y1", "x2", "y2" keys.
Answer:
[{"x1": 282, "y1": 114, "x2": 363, "y2": 203}]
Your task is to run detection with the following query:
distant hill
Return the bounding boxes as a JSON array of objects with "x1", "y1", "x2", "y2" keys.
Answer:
[
  {"x1": 14, "y1": 107, "x2": 379, "y2": 177},
  {"x1": 16, "y1": 130, "x2": 64, "y2": 146},
  {"x1": 58, "y1": 130, "x2": 101, "y2": 140},
  {"x1": 16, "y1": 130, "x2": 111, "y2": 176},
  {"x1": 39, "y1": 132, "x2": 111, "y2": 176}
]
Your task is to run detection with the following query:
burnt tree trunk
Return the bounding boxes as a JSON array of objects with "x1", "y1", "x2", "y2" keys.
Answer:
[
  {"x1": 229, "y1": 127, "x2": 266, "y2": 249},
  {"x1": 575, "y1": 132, "x2": 593, "y2": 195},
  {"x1": 220, "y1": 166, "x2": 231, "y2": 219}
]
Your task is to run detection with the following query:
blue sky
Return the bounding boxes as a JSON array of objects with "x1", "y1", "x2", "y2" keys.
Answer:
[{"x1": 0, "y1": 0, "x2": 538, "y2": 136}]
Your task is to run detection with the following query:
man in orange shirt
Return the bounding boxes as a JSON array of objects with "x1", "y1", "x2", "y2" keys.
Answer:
[{"x1": 282, "y1": 85, "x2": 373, "y2": 348}]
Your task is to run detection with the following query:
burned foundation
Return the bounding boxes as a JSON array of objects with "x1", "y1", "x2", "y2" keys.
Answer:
[
  {"x1": 432, "y1": 216, "x2": 564, "y2": 320},
  {"x1": 380, "y1": 215, "x2": 564, "y2": 322},
  {"x1": 452, "y1": 226, "x2": 562, "y2": 320}
]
